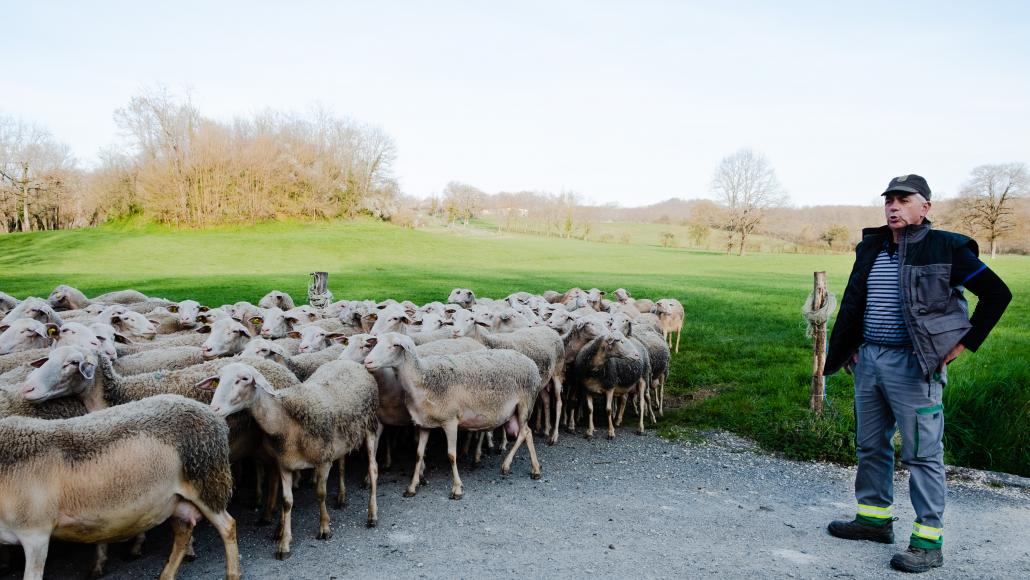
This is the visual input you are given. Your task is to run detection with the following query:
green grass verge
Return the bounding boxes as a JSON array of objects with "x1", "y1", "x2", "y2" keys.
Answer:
[{"x1": 1, "y1": 218, "x2": 1026, "y2": 475}]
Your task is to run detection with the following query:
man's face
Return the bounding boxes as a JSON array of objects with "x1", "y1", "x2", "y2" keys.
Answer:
[{"x1": 884, "y1": 193, "x2": 929, "y2": 233}]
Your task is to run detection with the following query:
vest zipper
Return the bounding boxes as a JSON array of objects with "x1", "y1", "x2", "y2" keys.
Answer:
[{"x1": 898, "y1": 226, "x2": 929, "y2": 376}]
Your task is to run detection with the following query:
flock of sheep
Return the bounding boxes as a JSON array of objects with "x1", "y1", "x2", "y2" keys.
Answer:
[{"x1": 0, "y1": 285, "x2": 685, "y2": 580}]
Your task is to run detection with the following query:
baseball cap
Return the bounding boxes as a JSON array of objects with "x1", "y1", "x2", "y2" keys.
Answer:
[{"x1": 882, "y1": 174, "x2": 931, "y2": 200}]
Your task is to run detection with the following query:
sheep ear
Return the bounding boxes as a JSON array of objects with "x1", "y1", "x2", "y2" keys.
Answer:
[
  {"x1": 365, "y1": 337, "x2": 378, "y2": 348},
  {"x1": 285, "y1": 315, "x2": 301, "y2": 326},
  {"x1": 167, "y1": 305, "x2": 179, "y2": 313},
  {"x1": 44, "y1": 323, "x2": 60, "y2": 338},
  {"x1": 475, "y1": 321, "x2": 490, "y2": 327},
  {"x1": 367, "y1": 313, "x2": 378, "y2": 321},
  {"x1": 195, "y1": 376, "x2": 219, "y2": 391},
  {"x1": 286, "y1": 330, "x2": 302, "y2": 339},
  {"x1": 0, "y1": 324, "x2": 8, "y2": 332},
  {"x1": 198, "y1": 306, "x2": 209, "y2": 312},
  {"x1": 196, "y1": 325, "x2": 212, "y2": 334},
  {"x1": 114, "y1": 333, "x2": 131, "y2": 344},
  {"x1": 401, "y1": 315, "x2": 413, "y2": 325},
  {"x1": 78, "y1": 359, "x2": 96, "y2": 380},
  {"x1": 237, "y1": 328, "x2": 252, "y2": 338},
  {"x1": 326, "y1": 333, "x2": 348, "y2": 345},
  {"x1": 30, "y1": 357, "x2": 49, "y2": 368},
  {"x1": 254, "y1": 374, "x2": 276, "y2": 395}
]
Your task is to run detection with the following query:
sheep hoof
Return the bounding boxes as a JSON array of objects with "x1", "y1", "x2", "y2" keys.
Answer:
[
  {"x1": 636, "y1": 429, "x2": 645, "y2": 436},
  {"x1": 317, "y1": 530, "x2": 332, "y2": 540},
  {"x1": 403, "y1": 490, "x2": 417, "y2": 498},
  {"x1": 184, "y1": 553, "x2": 197, "y2": 562},
  {"x1": 607, "y1": 433, "x2": 615, "y2": 440},
  {"x1": 366, "y1": 519, "x2": 377, "y2": 528},
  {"x1": 584, "y1": 433, "x2": 593, "y2": 440},
  {"x1": 500, "y1": 467, "x2": 511, "y2": 476},
  {"x1": 275, "y1": 550, "x2": 291, "y2": 561},
  {"x1": 531, "y1": 472, "x2": 542, "y2": 480},
  {"x1": 334, "y1": 499, "x2": 347, "y2": 509},
  {"x1": 450, "y1": 492, "x2": 463, "y2": 500}
]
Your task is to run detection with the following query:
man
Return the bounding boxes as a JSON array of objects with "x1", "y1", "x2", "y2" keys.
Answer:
[{"x1": 823, "y1": 174, "x2": 1012, "y2": 573}]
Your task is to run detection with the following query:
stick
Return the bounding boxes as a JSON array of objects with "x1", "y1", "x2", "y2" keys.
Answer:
[{"x1": 810, "y1": 271, "x2": 827, "y2": 413}]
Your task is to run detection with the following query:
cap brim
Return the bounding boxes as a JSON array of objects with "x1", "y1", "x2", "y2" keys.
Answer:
[{"x1": 882, "y1": 186, "x2": 920, "y2": 196}]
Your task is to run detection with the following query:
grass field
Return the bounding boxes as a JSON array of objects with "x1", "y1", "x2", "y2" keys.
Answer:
[{"x1": 1, "y1": 217, "x2": 1026, "y2": 476}]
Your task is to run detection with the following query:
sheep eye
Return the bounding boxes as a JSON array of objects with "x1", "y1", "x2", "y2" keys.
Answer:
[{"x1": 97, "y1": 336, "x2": 107, "y2": 342}]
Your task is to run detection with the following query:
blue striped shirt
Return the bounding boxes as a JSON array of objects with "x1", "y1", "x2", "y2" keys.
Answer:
[{"x1": 863, "y1": 248, "x2": 911, "y2": 347}]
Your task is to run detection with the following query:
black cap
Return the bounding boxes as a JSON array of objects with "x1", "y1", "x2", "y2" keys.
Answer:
[{"x1": 882, "y1": 174, "x2": 931, "y2": 200}]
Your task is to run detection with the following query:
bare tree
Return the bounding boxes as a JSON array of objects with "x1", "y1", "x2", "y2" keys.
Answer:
[
  {"x1": 443, "y1": 181, "x2": 485, "y2": 226},
  {"x1": 711, "y1": 148, "x2": 786, "y2": 255},
  {"x1": 957, "y1": 163, "x2": 1026, "y2": 259},
  {"x1": 0, "y1": 116, "x2": 75, "y2": 232}
]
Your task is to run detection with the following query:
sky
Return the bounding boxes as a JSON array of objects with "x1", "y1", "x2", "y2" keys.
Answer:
[{"x1": 2, "y1": 0, "x2": 1028, "y2": 207}]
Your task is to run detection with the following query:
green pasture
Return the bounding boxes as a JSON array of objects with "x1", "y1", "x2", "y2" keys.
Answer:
[{"x1": 1, "y1": 218, "x2": 1026, "y2": 476}]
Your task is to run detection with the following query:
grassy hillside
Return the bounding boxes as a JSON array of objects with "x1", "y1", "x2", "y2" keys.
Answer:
[{"x1": 1, "y1": 218, "x2": 1026, "y2": 476}]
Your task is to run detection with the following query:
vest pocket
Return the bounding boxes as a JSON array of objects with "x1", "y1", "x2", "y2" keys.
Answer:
[
  {"x1": 911, "y1": 264, "x2": 952, "y2": 313},
  {"x1": 914, "y1": 403, "x2": 945, "y2": 459}
]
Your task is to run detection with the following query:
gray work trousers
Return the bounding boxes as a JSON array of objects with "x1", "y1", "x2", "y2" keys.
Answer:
[{"x1": 854, "y1": 343, "x2": 946, "y2": 537}]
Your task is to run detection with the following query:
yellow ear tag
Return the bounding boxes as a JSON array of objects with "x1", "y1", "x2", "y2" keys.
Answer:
[
  {"x1": 250, "y1": 317, "x2": 262, "y2": 325},
  {"x1": 48, "y1": 326, "x2": 59, "y2": 337},
  {"x1": 168, "y1": 305, "x2": 179, "y2": 313}
]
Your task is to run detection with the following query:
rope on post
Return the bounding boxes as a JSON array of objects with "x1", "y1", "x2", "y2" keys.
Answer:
[
  {"x1": 307, "y1": 271, "x2": 333, "y2": 311},
  {"x1": 803, "y1": 271, "x2": 836, "y2": 414}
]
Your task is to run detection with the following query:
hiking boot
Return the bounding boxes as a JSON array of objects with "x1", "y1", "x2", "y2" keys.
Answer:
[
  {"x1": 890, "y1": 546, "x2": 943, "y2": 573},
  {"x1": 827, "y1": 518, "x2": 894, "y2": 544}
]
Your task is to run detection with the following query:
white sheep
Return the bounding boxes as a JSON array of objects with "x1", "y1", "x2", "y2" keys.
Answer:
[
  {"x1": 258, "y1": 290, "x2": 296, "y2": 311},
  {"x1": 0, "y1": 297, "x2": 65, "y2": 327},
  {"x1": 113, "y1": 345, "x2": 208, "y2": 375},
  {"x1": 199, "y1": 318, "x2": 254, "y2": 358},
  {"x1": 0, "y1": 395, "x2": 241, "y2": 580},
  {"x1": 363, "y1": 332, "x2": 542, "y2": 499},
  {"x1": 46, "y1": 285, "x2": 151, "y2": 310},
  {"x1": 199, "y1": 361, "x2": 379, "y2": 559},
  {"x1": 653, "y1": 298, "x2": 685, "y2": 353},
  {"x1": 241, "y1": 338, "x2": 345, "y2": 381},
  {"x1": 0, "y1": 319, "x2": 55, "y2": 355},
  {"x1": 447, "y1": 288, "x2": 476, "y2": 309}
]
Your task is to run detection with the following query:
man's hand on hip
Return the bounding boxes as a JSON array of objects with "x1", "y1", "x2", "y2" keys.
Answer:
[{"x1": 943, "y1": 343, "x2": 966, "y2": 366}]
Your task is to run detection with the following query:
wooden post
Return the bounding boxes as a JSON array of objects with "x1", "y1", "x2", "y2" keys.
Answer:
[
  {"x1": 309, "y1": 271, "x2": 329, "y2": 296},
  {"x1": 810, "y1": 271, "x2": 828, "y2": 413}
]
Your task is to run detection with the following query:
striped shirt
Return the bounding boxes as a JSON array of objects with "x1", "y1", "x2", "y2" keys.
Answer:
[{"x1": 863, "y1": 247, "x2": 911, "y2": 347}]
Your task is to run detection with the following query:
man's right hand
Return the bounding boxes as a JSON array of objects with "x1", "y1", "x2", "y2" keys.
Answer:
[{"x1": 843, "y1": 351, "x2": 859, "y2": 375}]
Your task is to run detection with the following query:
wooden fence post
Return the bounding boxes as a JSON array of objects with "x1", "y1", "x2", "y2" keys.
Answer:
[{"x1": 810, "y1": 271, "x2": 828, "y2": 413}]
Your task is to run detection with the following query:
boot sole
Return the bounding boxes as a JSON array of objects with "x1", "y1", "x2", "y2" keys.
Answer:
[{"x1": 827, "y1": 526, "x2": 894, "y2": 544}]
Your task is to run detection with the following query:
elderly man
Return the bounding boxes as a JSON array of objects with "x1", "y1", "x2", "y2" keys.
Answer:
[{"x1": 823, "y1": 174, "x2": 1011, "y2": 573}]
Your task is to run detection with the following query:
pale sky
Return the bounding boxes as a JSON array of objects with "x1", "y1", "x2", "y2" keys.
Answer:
[{"x1": 3, "y1": 0, "x2": 1028, "y2": 207}]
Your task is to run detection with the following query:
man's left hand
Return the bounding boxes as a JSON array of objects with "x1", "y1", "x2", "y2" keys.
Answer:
[{"x1": 943, "y1": 343, "x2": 966, "y2": 366}]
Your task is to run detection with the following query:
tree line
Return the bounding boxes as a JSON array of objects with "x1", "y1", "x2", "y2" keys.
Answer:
[
  {"x1": 2, "y1": 100, "x2": 1026, "y2": 255},
  {"x1": 1, "y1": 90, "x2": 398, "y2": 230}
]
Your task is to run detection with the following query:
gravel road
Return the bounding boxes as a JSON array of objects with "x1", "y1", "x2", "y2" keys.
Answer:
[{"x1": 13, "y1": 428, "x2": 1030, "y2": 579}]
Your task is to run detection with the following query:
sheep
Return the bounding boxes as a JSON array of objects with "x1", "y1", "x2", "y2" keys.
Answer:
[
  {"x1": 0, "y1": 297, "x2": 64, "y2": 327},
  {"x1": 241, "y1": 338, "x2": 345, "y2": 381},
  {"x1": 286, "y1": 324, "x2": 350, "y2": 354},
  {"x1": 407, "y1": 312, "x2": 456, "y2": 345},
  {"x1": 0, "y1": 292, "x2": 20, "y2": 316},
  {"x1": 144, "y1": 306, "x2": 183, "y2": 334},
  {"x1": 586, "y1": 288, "x2": 606, "y2": 311},
  {"x1": 412, "y1": 337, "x2": 487, "y2": 357},
  {"x1": 613, "y1": 313, "x2": 672, "y2": 417},
  {"x1": 569, "y1": 330, "x2": 649, "y2": 439},
  {"x1": 0, "y1": 322, "x2": 109, "y2": 377},
  {"x1": 447, "y1": 288, "x2": 476, "y2": 309},
  {"x1": 257, "y1": 307, "x2": 294, "y2": 339},
  {"x1": 114, "y1": 346, "x2": 208, "y2": 375},
  {"x1": 363, "y1": 332, "x2": 543, "y2": 499},
  {"x1": 196, "y1": 307, "x2": 232, "y2": 326},
  {"x1": 0, "y1": 394, "x2": 241, "y2": 580},
  {"x1": 653, "y1": 298, "x2": 685, "y2": 353},
  {"x1": 369, "y1": 303, "x2": 414, "y2": 336},
  {"x1": 559, "y1": 314, "x2": 617, "y2": 430},
  {"x1": 20, "y1": 346, "x2": 299, "y2": 415},
  {"x1": 164, "y1": 299, "x2": 210, "y2": 330},
  {"x1": 451, "y1": 310, "x2": 566, "y2": 444},
  {"x1": 258, "y1": 290, "x2": 296, "y2": 311},
  {"x1": 200, "y1": 318, "x2": 254, "y2": 358},
  {"x1": 322, "y1": 300, "x2": 351, "y2": 319},
  {"x1": 89, "y1": 322, "x2": 128, "y2": 359},
  {"x1": 46, "y1": 285, "x2": 150, "y2": 310},
  {"x1": 542, "y1": 290, "x2": 562, "y2": 304},
  {"x1": 0, "y1": 319, "x2": 55, "y2": 355},
  {"x1": 233, "y1": 302, "x2": 267, "y2": 336},
  {"x1": 492, "y1": 307, "x2": 535, "y2": 333},
  {"x1": 115, "y1": 330, "x2": 208, "y2": 356},
  {"x1": 97, "y1": 305, "x2": 157, "y2": 341},
  {"x1": 634, "y1": 298, "x2": 656, "y2": 315},
  {"x1": 199, "y1": 361, "x2": 379, "y2": 559}
]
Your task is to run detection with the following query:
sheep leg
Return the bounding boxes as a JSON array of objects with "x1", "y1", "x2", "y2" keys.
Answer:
[
  {"x1": 158, "y1": 517, "x2": 195, "y2": 580},
  {"x1": 443, "y1": 419, "x2": 463, "y2": 500},
  {"x1": 335, "y1": 456, "x2": 347, "y2": 508},
  {"x1": 500, "y1": 408, "x2": 541, "y2": 479},
  {"x1": 315, "y1": 462, "x2": 332, "y2": 540},
  {"x1": 19, "y1": 531, "x2": 50, "y2": 580},
  {"x1": 675, "y1": 328, "x2": 681, "y2": 354},
  {"x1": 405, "y1": 428, "x2": 430, "y2": 497},
  {"x1": 474, "y1": 432, "x2": 485, "y2": 466},
  {"x1": 637, "y1": 379, "x2": 647, "y2": 435},
  {"x1": 606, "y1": 389, "x2": 616, "y2": 439},
  {"x1": 616, "y1": 394, "x2": 627, "y2": 427},
  {"x1": 549, "y1": 375, "x2": 563, "y2": 445},
  {"x1": 461, "y1": 429, "x2": 473, "y2": 457},
  {"x1": 538, "y1": 388, "x2": 552, "y2": 436},
  {"x1": 185, "y1": 536, "x2": 196, "y2": 561},
  {"x1": 485, "y1": 430, "x2": 495, "y2": 452},
  {"x1": 259, "y1": 470, "x2": 279, "y2": 526},
  {"x1": 128, "y1": 533, "x2": 145, "y2": 559},
  {"x1": 192, "y1": 506, "x2": 241, "y2": 580},
  {"x1": 91, "y1": 543, "x2": 108, "y2": 579},
  {"x1": 365, "y1": 430, "x2": 379, "y2": 527},
  {"x1": 659, "y1": 375, "x2": 666, "y2": 417},
  {"x1": 276, "y1": 469, "x2": 294, "y2": 559},
  {"x1": 585, "y1": 394, "x2": 596, "y2": 439},
  {"x1": 645, "y1": 384, "x2": 657, "y2": 424}
]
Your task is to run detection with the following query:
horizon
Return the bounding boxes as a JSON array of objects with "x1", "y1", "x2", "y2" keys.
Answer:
[{"x1": 3, "y1": 1, "x2": 1028, "y2": 208}]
